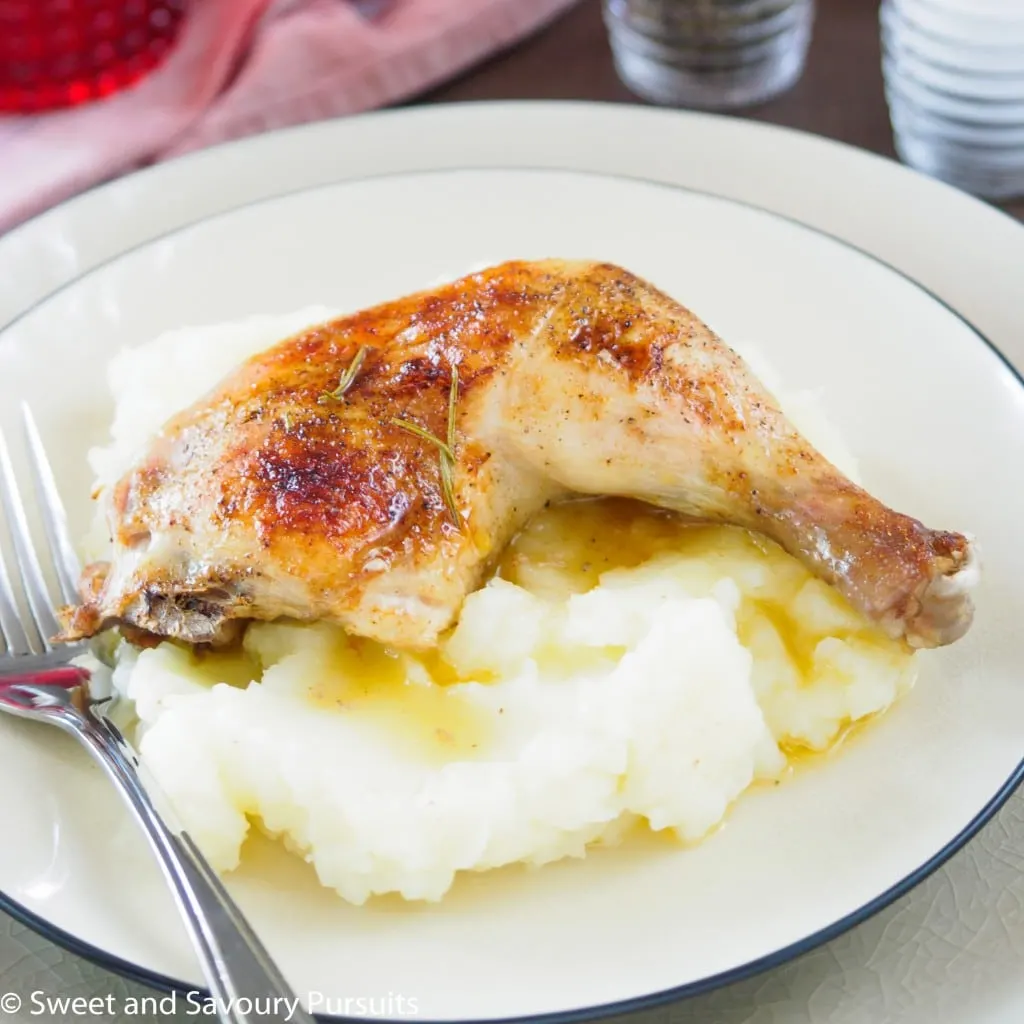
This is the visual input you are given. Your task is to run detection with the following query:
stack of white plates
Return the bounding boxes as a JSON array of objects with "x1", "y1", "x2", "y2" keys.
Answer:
[{"x1": 881, "y1": 0, "x2": 1024, "y2": 199}]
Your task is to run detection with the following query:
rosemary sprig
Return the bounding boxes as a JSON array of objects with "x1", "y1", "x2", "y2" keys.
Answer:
[
  {"x1": 390, "y1": 362, "x2": 463, "y2": 528},
  {"x1": 439, "y1": 440, "x2": 460, "y2": 526},
  {"x1": 391, "y1": 418, "x2": 455, "y2": 462},
  {"x1": 442, "y1": 363, "x2": 462, "y2": 528},
  {"x1": 447, "y1": 364, "x2": 458, "y2": 449},
  {"x1": 318, "y1": 345, "x2": 369, "y2": 404}
]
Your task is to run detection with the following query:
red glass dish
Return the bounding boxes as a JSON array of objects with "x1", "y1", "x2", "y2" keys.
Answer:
[{"x1": 0, "y1": 0, "x2": 187, "y2": 114}]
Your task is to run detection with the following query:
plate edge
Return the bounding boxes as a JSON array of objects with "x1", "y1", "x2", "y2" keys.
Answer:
[{"x1": 2, "y1": 162, "x2": 1022, "y2": 1024}]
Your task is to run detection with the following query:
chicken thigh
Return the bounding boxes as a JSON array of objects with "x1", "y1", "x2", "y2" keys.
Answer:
[{"x1": 62, "y1": 260, "x2": 977, "y2": 651}]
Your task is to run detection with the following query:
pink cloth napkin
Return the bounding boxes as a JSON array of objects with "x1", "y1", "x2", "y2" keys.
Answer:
[{"x1": 0, "y1": 0, "x2": 579, "y2": 234}]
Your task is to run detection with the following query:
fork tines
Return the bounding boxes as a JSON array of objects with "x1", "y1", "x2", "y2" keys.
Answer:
[{"x1": 0, "y1": 406, "x2": 81, "y2": 657}]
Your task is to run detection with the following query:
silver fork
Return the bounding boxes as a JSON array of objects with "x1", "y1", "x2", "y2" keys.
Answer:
[{"x1": 0, "y1": 406, "x2": 314, "y2": 1024}]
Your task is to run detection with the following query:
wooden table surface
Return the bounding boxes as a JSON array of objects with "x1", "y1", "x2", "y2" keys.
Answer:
[{"x1": 420, "y1": 0, "x2": 1024, "y2": 223}]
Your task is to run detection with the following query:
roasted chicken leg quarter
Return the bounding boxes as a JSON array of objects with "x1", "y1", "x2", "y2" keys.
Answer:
[{"x1": 62, "y1": 259, "x2": 978, "y2": 651}]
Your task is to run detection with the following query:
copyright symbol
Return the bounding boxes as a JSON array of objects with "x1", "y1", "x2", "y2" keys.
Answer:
[{"x1": 0, "y1": 993, "x2": 21, "y2": 1013}]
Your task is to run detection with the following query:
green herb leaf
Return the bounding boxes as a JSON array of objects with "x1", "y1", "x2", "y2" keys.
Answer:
[
  {"x1": 318, "y1": 345, "x2": 369, "y2": 404},
  {"x1": 447, "y1": 363, "x2": 459, "y2": 449},
  {"x1": 391, "y1": 418, "x2": 456, "y2": 462},
  {"x1": 389, "y1": 362, "x2": 463, "y2": 530},
  {"x1": 442, "y1": 363, "x2": 463, "y2": 529},
  {"x1": 439, "y1": 451, "x2": 461, "y2": 529}
]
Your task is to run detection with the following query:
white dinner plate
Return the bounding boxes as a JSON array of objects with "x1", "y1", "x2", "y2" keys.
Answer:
[{"x1": 1, "y1": 105, "x2": 1023, "y2": 1023}]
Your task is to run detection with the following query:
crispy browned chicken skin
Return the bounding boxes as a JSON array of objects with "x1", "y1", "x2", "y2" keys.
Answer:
[{"x1": 62, "y1": 259, "x2": 977, "y2": 651}]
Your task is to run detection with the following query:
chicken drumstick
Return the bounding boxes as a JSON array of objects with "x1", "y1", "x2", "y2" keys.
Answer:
[{"x1": 62, "y1": 260, "x2": 976, "y2": 651}]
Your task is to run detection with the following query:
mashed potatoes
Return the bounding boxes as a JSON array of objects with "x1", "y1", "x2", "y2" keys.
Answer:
[{"x1": 94, "y1": 307, "x2": 916, "y2": 905}]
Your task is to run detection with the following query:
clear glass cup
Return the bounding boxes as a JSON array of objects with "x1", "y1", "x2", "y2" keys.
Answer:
[
  {"x1": 881, "y1": 0, "x2": 1024, "y2": 200},
  {"x1": 602, "y1": 0, "x2": 816, "y2": 110}
]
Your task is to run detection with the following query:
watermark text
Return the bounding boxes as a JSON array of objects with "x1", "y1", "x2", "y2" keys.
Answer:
[{"x1": 0, "y1": 990, "x2": 420, "y2": 1018}]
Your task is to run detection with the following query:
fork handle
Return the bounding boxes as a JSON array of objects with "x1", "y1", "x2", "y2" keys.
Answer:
[{"x1": 58, "y1": 698, "x2": 315, "y2": 1024}]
